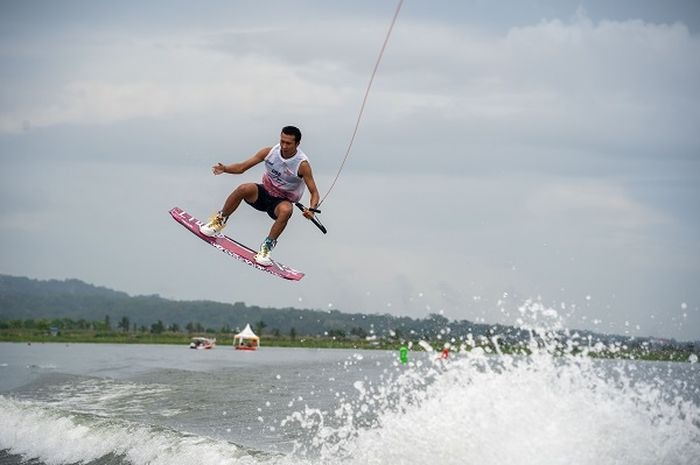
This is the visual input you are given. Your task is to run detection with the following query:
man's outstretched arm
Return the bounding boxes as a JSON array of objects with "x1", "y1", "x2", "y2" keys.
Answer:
[{"x1": 212, "y1": 147, "x2": 271, "y2": 175}]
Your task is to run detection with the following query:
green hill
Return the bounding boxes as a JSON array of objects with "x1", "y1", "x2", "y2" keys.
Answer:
[
  {"x1": 2, "y1": 274, "x2": 696, "y2": 357},
  {"x1": 0, "y1": 274, "x2": 499, "y2": 339}
]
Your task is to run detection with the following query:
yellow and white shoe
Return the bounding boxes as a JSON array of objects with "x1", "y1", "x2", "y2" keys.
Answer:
[{"x1": 199, "y1": 212, "x2": 227, "y2": 237}]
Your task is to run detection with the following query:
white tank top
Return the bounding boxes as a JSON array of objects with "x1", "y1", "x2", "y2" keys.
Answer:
[{"x1": 261, "y1": 144, "x2": 309, "y2": 202}]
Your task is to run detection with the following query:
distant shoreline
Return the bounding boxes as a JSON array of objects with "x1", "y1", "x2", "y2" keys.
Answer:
[
  {"x1": 0, "y1": 331, "x2": 391, "y2": 350},
  {"x1": 0, "y1": 330, "x2": 695, "y2": 363}
]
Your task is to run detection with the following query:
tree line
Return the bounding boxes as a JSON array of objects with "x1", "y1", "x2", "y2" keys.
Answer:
[{"x1": 0, "y1": 315, "x2": 376, "y2": 341}]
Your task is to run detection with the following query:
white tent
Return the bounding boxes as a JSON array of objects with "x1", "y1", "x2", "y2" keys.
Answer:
[{"x1": 233, "y1": 323, "x2": 259, "y2": 350}]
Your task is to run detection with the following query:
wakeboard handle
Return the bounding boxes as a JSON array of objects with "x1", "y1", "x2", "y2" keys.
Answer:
[{"x1": 295, "y1": 202, "x2": 327, "y2": 234}]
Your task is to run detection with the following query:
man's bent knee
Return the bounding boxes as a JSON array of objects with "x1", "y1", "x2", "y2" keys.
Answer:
[
  {"x1": 275, "y1": 201, "x2": 293, "y2": 220},
  {"x1": 237, "y1": 183, "x2": 259, "y2": 202}
]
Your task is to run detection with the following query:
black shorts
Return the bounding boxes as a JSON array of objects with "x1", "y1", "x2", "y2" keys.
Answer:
[{"x1": 246, "y1": 184, "x2": 289, "y2": 219}]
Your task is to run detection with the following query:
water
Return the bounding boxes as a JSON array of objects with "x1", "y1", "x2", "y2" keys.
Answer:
[{"x1": 0, "y1": 333, "x2": 699, "y2": 464}]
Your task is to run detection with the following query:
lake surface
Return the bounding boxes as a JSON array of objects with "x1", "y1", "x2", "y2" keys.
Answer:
[{"x1": 0, "y1": 341, "x2": 698, "y2": 464}]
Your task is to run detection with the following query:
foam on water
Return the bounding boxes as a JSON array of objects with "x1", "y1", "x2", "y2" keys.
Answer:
[
  {"x1": 1, "y1": 301, "x2": 698, "y2": 464},
  {"x1": 284, "y1": 301, "x2": 700, "y2": 465},
  {"x1": 18, "y1": 377, "x2": 180, "y2": 417},
  {"x1": 0, "y1": 395, "x2": 260, "y2": 465},
  {"x1": 319, "y1": 350, "x2": 699, "y2": 464}
]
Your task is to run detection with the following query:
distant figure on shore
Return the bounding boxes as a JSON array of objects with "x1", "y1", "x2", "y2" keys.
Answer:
[
  {"x1": 399, "y1": 346, "x2": 408, "y2": 364},
  {"x1": 439, "y1": 345, "x2": 450, "y2": 360}
]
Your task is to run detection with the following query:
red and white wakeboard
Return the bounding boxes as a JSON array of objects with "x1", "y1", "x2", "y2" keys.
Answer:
[{"x1": 169, "y1": 207, "x2": 304, "y2": 281}]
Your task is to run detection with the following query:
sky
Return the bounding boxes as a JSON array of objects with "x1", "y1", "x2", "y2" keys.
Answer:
[{"x1": 1, "y1": 0, "x2": 699, "y2": 341}]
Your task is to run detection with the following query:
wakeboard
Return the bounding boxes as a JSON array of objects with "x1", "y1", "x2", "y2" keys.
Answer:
[{"x1": 169, "y1": 207, "x2": 305, "y2": 281}]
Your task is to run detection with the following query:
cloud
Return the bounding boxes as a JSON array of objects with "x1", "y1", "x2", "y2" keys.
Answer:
[
  {"x1": 524, "y1": 180, "x2": 669, "y2": 230},
  {"x1": 3, "y1": 12, "x2": 697, "y2": 137},
  {"x1": 0, "y1": 55, "x2": 346, "y2": 134},
  {"x1": 389, "y1": 14, "x2": 698, "y2": 146},
  {"x1": 2, "y1": 9, "x2": 698, "y2": 190}
]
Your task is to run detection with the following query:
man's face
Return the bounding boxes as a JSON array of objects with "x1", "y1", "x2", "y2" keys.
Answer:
[{"x1": 279, "y1": 133, "x2": 299, "y2": 157}]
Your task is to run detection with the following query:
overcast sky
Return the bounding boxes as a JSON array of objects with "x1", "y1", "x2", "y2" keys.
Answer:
[{"x1": 1, "y1": 0, "x2": 699, "y2": 341}]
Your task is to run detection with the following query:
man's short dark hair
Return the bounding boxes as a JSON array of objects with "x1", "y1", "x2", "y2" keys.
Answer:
[{"x1": 282, "y1": 126, "x2": 302, "y2": 143}]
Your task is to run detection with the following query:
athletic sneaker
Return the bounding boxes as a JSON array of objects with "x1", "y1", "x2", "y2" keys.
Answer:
[
  {"x1": 254, "y1": 238, "x2": 276, "y2": 266},
  {"x1": 200, "y1": 212, "x2": 227, "y2": 237}
]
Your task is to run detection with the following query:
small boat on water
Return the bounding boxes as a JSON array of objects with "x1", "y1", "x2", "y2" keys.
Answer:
[
  {"x1": 189, "y1": 337, "x2": 216, "y2": 349},
  {"x1": 233, "y1": 324, "x2": 259, "y2": 350}
]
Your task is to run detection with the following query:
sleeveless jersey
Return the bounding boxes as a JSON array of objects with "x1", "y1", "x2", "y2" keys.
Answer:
[{"x1": 261, "y1": 144, "x2": 309, "y2": 202}]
